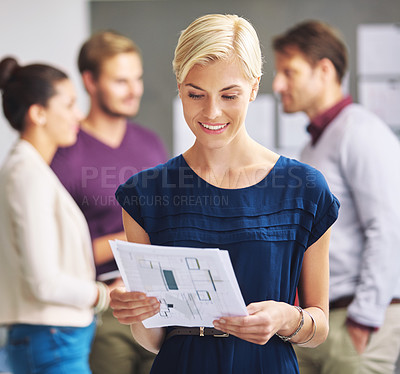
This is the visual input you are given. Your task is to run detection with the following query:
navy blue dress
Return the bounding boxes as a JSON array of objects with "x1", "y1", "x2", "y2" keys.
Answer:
[{"x1": 116, "y1": 155, "x2": 339, "y2": 374}]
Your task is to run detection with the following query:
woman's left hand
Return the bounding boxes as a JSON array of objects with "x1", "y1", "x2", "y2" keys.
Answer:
[{"x1": 213, "y1": 300, "x2": 285, "y2": 345}]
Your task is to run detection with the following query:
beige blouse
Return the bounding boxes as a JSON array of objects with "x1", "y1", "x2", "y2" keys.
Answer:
[{"x1": 0, "y1": 140, "x2": 97, "y2": 327}]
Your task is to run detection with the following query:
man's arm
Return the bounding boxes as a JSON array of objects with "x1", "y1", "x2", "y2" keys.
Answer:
[
  {"x1": 92, "y1": 231, "x2": 127, "y2": 265},
  {"x1": 341, "y1": 115, "x2": 400, "y2": 350}
]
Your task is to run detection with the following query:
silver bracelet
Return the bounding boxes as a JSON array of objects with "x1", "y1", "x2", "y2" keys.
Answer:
[
  {"x1": 294, "y1": 310, "x2": 317, "y2": 345},
  {"x1": 276, "y1": 306, "x2": 304, "y2": 342}
]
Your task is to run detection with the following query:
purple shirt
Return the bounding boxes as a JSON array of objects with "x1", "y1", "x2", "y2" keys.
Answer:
[{"x1": 51, "y1": 121, "x2": 168, "y2": 276}]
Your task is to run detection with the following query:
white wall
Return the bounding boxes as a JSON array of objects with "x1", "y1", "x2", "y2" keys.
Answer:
[{"x1": 0, "y1": 0, "x2": 90, "y2": 166}]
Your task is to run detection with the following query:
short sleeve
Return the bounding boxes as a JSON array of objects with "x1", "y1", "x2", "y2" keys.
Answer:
[
  {"x1": 115, "y1": 173, "x2": 145, "y2": 229},
  {"x1": 306, "y1": 170, "x2": 340, "y2": 248}
]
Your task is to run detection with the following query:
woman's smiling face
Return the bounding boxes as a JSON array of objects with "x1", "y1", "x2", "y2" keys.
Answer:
[{"x1": 178, "y1": 58, "x2": 259, "y2": 150}]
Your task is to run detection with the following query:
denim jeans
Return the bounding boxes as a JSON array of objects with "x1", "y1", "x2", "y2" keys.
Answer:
[
  {"x1": 7, "y1": 320, "x2": 96, "y2": 374},
  {"x1": 0, "y1": 326, "x2": 11, "y2": 373},
  {"x1": 0, "y1": 348, "x2": 10, "y2": 373}
]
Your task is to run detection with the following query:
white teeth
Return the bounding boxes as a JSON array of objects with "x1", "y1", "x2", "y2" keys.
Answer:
[{"x1": 200, "y1": 123, "x2": 227, "y2": 130}]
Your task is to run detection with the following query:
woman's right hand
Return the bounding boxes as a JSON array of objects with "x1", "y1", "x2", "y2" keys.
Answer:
[{"x1": 109, "y1": 288, "x2": 160, "y2": 325}]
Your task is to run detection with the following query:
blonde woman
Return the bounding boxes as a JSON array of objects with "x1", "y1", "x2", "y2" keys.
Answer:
[
  {"x1": 0, "y1": 57, "x2": 109, "y2": 373},
  {"x1": 110, "y1": 14, "x2": 339, "y2": 373}
]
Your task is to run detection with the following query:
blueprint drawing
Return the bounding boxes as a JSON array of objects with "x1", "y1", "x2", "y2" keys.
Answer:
[{"x1": 110, "y1": 240, "x2": 248, "y2": 328}]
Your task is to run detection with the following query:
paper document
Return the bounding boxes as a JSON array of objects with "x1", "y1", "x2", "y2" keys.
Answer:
[{"x1": 109, "y1": 240, "x2": 248, "y2": 328}]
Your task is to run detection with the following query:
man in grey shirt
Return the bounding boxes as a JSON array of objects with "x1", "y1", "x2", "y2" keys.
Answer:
[{"x1": 272, "y1": 20, "x2": 400, "y2": 374}]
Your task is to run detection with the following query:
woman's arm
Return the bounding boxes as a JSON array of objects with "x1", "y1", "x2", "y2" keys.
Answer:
[
  {"x1": 213, "y1": 229, "x2": 331, "y2": 347},
  {"x1": 295, "y1": 227, "x2": 330, "y2": 346},
  {"x1": 110, "y1": 209, "x2": 165, "y2": 354}
]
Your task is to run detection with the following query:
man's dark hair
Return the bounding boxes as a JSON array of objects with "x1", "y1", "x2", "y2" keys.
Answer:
[{"x1": 272, "y1": 20, "x2": 348, "y2": 83}]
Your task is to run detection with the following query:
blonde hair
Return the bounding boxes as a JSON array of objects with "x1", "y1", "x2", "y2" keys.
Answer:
[
  {"x1": 173, "y1": 14, "x2": 263, "y2": 83},
  {"x1": 78, "y1": 30, "x2": 141, "y2": 78}
]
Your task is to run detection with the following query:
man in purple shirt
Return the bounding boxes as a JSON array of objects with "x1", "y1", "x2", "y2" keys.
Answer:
[
  {"x1": 51, "y1": 31, "x2": 168, "y2": 374},
  {"x1": 272, "y1": 21, "x2": 400, "y2": 374}
]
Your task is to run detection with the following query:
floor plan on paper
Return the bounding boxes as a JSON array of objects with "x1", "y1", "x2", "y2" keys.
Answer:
[{"x1": 110, "y1": 240, "x2": 248, "y2": 328}]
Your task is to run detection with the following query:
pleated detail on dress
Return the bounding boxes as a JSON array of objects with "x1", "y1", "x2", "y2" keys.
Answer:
[
  {"x1": 116, "y1": 154, "x2": 339, "y2": 249},
  {"x1": 143, "y1": 208, "x2": 317, "y2": 247},
  {"x1": 114, "y1": 154, "x2": 340, "y2": 374}
]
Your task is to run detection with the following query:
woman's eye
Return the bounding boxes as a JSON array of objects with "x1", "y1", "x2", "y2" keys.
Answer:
[
  {"x1": 222, "y1": 95, "x2": 237, "y2": 100},
  {"x1": 188, "y1": 93, "x2": 203, "y2": 100}
]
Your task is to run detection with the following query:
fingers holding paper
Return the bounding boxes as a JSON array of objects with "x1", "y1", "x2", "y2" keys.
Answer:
[
  {"x1": 213, "y1": 300, "x2": 286, "y2": 345},
  {"x1": 110, "y1": 287, "x2": 160, "y2": 325}
]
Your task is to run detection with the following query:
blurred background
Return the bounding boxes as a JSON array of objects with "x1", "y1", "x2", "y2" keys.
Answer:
[
  {"x1": 1, "y1": 0, "x2": 399, "y2": 165},
  {"x1": 0, "y1": 1, "x2": 400, "y2": 372}
]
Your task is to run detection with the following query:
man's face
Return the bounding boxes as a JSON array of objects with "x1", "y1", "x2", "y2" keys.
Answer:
[
  {"x1": 93, "y1": 52, "x2": 143, "y2": 118},
  {"x1": 272, "y1": 49, "x2": 324, "y2": 118}
]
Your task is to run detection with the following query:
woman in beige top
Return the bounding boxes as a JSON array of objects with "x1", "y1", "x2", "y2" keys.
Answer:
[{"x1": 0, "y1": 57, "x2": 109, "y2": 373}]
